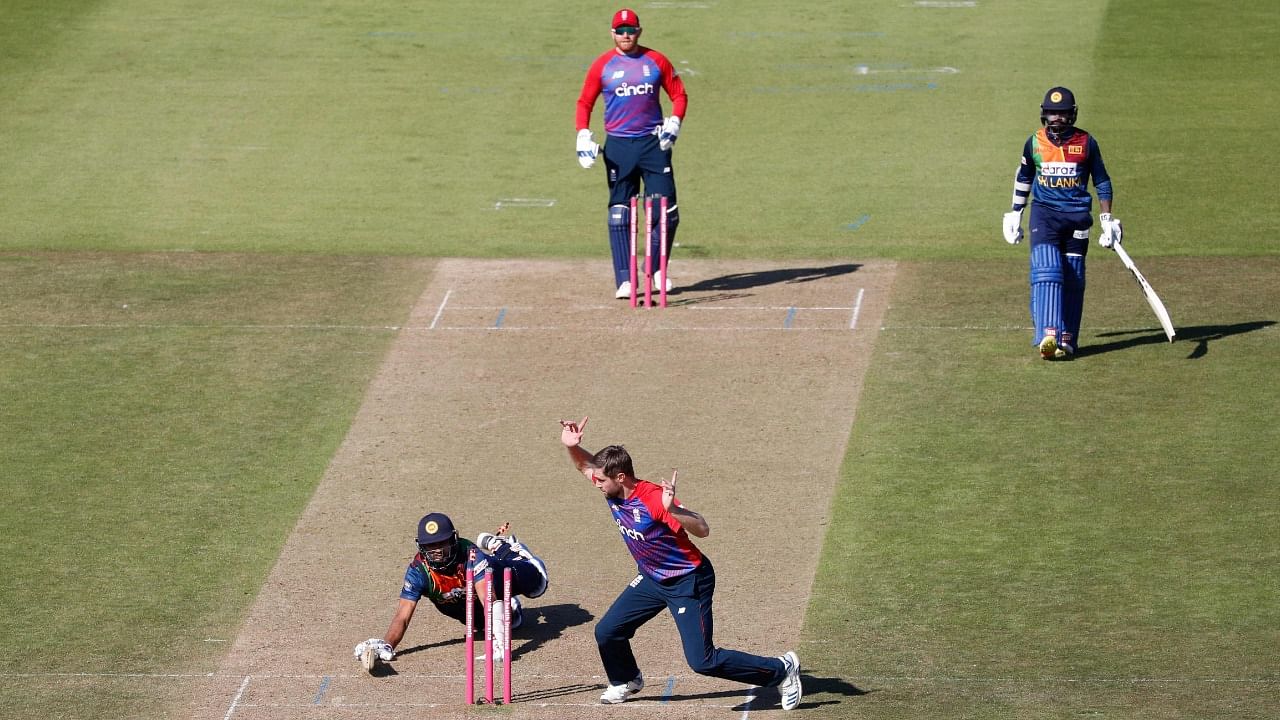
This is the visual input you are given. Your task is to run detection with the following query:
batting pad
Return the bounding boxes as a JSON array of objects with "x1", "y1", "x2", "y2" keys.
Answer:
[{"x1": 1030, "y1": 243, "x2": 1064, "y2": 344}]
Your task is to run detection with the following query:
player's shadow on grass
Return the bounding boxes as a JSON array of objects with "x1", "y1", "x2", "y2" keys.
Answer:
[
  {"x1": 513, "y1": 682, "x2": 605, "y2": 703},
  {"x1": 1084, "y1": 320, "x2": 1274, "y2": 359},
  {"x1": 389, "y1": 603, "x2": 592, "y2": 665},
  {"x1": 395, "y1": 637, "x2": 461, "y2": 656},
  {"x1": 512, "y1": 603, "x2": 594, "y2": 660},
  {"x1": 681, "y1": 264, "x2": 862, "y2": 294},
  {"x1": 390, "y1": 636, "x2": 463, "y2": 668},
  {"x1": 664, "y1": 673, "x2": 868, "y2": 711}
]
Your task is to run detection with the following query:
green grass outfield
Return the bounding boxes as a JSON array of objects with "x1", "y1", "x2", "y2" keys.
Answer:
[{"x1": 1, "y1": 1, "x2": 1277, "y2": 718}]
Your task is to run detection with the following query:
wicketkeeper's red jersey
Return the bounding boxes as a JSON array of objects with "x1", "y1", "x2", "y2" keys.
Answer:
[{"x1": 576, "y1": 46, "x2": 687, "y2": 138}]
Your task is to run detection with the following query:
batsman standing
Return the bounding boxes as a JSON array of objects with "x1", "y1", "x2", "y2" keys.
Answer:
[
  {"x1": 558, "y1": 417, "x2": 803, "y2": 710},
  {"x1": 575, "y1": 8, "x2": 687, "y2": 299},
  {"x1": 1003, "y1": 86, "x2": 1123, "y2": 359},
  {"x1": 353, "y1": 512, "x2": 550, "y2": 672}
]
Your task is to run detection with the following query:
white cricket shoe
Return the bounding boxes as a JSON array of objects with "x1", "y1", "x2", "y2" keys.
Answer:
[
  {"x1": 615, "y1": 281, "x2": 633, "y2": 300},
  {"x1": 654, "y1": 270, "x2": 672, "y2": 293},
  {"x1": 599, "y1": 674, "x2": 644, "y2": 704},
  {"x1": 779, "y1": 651, "x2": 802, "y2": 711}
]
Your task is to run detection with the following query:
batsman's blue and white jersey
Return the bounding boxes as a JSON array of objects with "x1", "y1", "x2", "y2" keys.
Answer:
[
  {"x1": 606, "y1": 480, "x2": 703, "y2": 581},
  {"x1": 1013, "y1": 128, "x2": 1112, "y2": 214},
  {"x1": 399, "y1": 538, "x2": 488, "y2": 607}
]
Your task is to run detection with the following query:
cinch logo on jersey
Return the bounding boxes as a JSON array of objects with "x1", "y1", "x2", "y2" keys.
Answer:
[
  {"x1": 616, "y1": 517, "x2": 646, "y2": 542},
  {"x1": 615, "y1": 81, "x2": 655, "y2": 97}
]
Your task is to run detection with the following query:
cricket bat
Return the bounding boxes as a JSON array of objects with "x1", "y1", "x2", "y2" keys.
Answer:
[{"x1": 1113, "y1": 243, "x2": 1176, "y2": 342}]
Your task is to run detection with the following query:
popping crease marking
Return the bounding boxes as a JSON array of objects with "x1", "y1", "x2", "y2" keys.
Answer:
[
  {"x1": 222, "y1": 675, "x2": 250, "y2": 720},
  {"x1": 850, "y1": 288, "x2": 866, "y2": 330},
  {"x1": 2, "y1": 670, "x2": 1273, "y2": 683},
  {"x1": 429, "y1": 289, "x2": 452, "y2": 329},
  {"x1": 2, "y1": 323, "x2": 401, "y2": 331},
  {"x1": 431, "y1": 325, "x2": 870, "y2": 332}
]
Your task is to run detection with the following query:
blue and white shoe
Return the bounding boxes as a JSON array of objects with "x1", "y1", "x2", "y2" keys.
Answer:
[
  {"x1": 475, "y1": 532, "x2": 550, "y2": 598},
  {"x1": 779, "y1": 651, "x2": 802, "y2": 711},
  {"x1": 475, "y1": 532, "x2": 505, "y2": 554}
]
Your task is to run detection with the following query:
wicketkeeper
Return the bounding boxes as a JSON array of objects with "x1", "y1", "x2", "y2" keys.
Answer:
[
  {"x1": 575, "y1": 8, "x2": 687, "y2": 300},
  {"x1": 353, "y1": 512, "x2": 549, "y2": 673},
  {"x1": 1003, "y1": 86, "x2": 1122, "y2": 359}
]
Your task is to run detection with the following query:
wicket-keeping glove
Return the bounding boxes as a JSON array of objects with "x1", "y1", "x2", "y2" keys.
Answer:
[
  {"x1": 353, "y1": 638, "x2": 394, "y2": 662},
  {"x1": 1002, "y1": 210, "x2": 1024, "y2": 244},
  {"x1": 1098, "y1": 213, "x2": 1123, "y2": 249},
  {"x1": 576, "y1": 129, "x2": 599, "y2": 169},
  {"x1": 657, "y1": 116, "x2": 681, "y2": 151}
]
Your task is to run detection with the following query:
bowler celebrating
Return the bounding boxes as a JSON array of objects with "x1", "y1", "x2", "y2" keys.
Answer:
[
  {"x1": 575, "y1": 8, "x2": 687, "y2": 299},
  {"x1": 558, "y1": 416, "x2": 802, "y2": 710}
]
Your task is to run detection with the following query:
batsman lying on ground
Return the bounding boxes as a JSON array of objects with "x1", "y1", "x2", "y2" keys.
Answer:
[{"x1": 353, "y1": 512, "x2": 550, "y2": 673}]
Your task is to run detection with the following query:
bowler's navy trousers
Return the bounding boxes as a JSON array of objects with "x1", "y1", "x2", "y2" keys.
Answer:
[{"x1": 594, "y1": 557, "x2": 786, "y2": 687}]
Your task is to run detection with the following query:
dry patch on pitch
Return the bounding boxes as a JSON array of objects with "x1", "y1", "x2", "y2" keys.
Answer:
[{"x1": 185, "y1": 259, "x2": 896, "y2": 719}]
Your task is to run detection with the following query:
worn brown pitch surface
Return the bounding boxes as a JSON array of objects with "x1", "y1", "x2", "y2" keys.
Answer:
[{"x1": 184, "y1": 258, "x2": 895, "y2": 719}]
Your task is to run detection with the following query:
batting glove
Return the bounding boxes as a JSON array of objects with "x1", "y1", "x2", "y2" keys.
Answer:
[
  {"x1": 657, "y1": 116, "x2": 681, "y2": 151},
  {"x1": 1002, "y1": 210, "x2": 1024, "y2": 244},
  {"x1": 353, "y1": 638, "x2": 394, "y2": 662},
  {"x1": 576, "y1": 129, "x2": 599, "y2": 169},
  {"x1": 1098, "y1": 213, "x2": 1123, "y2": 249}
]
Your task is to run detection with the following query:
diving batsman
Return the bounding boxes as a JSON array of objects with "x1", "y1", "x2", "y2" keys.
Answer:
[{"x1": 353, "y1": 513, "x2": 549, "y2": 672}]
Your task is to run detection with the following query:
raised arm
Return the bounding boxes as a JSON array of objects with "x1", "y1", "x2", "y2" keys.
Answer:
[
  {"x1": 560, "y1": 416, "x2": 596, "y2": 476},
  {"x1": 660, "y1": 470, "x2": 710, "y2": 538}
]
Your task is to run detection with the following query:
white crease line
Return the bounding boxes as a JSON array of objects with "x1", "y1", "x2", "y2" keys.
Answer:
[
  {"x1": 437, "y1": 305, "x2": 858, "y2": 311},
  {"x1": 850, "y1": 287, "x2": 866, "y2": 330},
  {"x1": 881, "y1": 324, "x2": 1036, "y2": 331},
  {"x1": 3, "y1": 670, "x2": 1273, "y2": 684},
  {"x1": 686, "y1": 306, "x2": 861, "y2": 311},
  {"x1": 6, "y1": 321, "x2": 1212, "y2": 334},
  {"x1": 429, "y1": 326, "x2": 866, "y2": 332},
  {"x1": 428, "y1": 289, "x2": 452, "y2": 330},
  {"x1": 240, "y1": 701, "x2": 750, "y2": 709},
  {"x1": 0, "y1": 323, "x2": 400, "y2": 331},
  {"x1": 852, "y1": 676, "x2": 1280, "y2": 684},
  {"x1": 223, "y1": 675, "x2": 250, "y2": 720}
]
